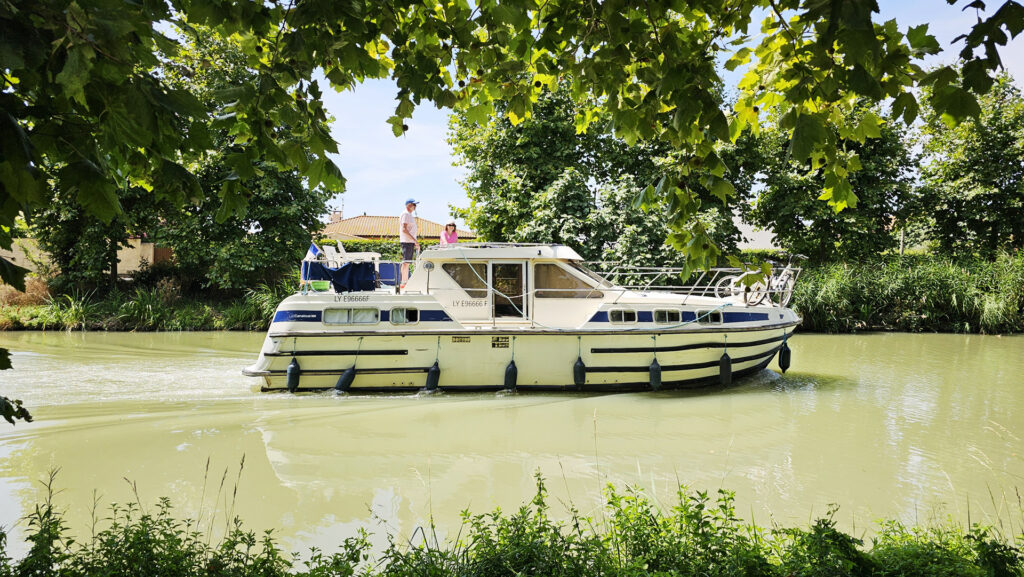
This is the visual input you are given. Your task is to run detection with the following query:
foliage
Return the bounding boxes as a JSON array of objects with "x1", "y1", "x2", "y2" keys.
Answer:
[
  {"x1": 918, "y1": 72, "x2": 1024, "y2": 258},
  {"x1": 2, "y1": 478, "x2": 1023, "y2": 576},
  {"x1": 30, "y1": 184, "x2": 166, "y2": 293},
  {"x1": 152, "y1": 29, "x2": 332, "y2": 292},
  {"x1": 749, "y1": 107, "x2": 917, "y2": 262},
  {"x1": 0, "y1": 281, "x2": 297, "y2": 332},
  {"x1": 449, "y1": 85, "x2": 757, "y2": 263},
  {"x1": 792, "y1": 252, "x2": 1024, "y2": 333}
]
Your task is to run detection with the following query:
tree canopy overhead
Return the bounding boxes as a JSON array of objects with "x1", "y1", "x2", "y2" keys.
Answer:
[{"x1": 4, "y1": 0, "x2": 1022, "y2": 283}]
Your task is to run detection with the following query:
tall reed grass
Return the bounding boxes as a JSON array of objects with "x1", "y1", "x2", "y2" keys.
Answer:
[
  {"x1": 3, "y1": 474, "x2": 1021, "y2": 576},
  {"x1": 0, "y1": 280, "x2": 296, "y2": 332},
  {"x1": 793, "y1": 252, "x2": 1024, "y2": 333}
]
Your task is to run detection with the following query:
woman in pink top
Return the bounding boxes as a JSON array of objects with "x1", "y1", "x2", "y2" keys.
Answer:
[{"x1": 440, "y1": 221, "x2": 458, "y2": 246}]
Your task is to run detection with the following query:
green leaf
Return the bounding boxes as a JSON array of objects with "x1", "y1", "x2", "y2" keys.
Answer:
[
  {"x1": 962, "y1": 59, "x2": 995, "y2": 95},
  {"x1": 848, "y1": 64, "x2": 884, "y2": 100},
  {"x1": 61, "y1": 160, "x2": 121, "y2": 222},
  {"x1": 890, "y1": 92, "x2": 919, "y2": 124},
  {"x1": 0, "y1": 257, "x2": 27, "y2": 292},
  {"x1": 55, "y1": 45, "x2": 95, "y2": 106},
  {"x1": 709, "y1": 177, "x2": 735, "y2": 203},
  {"x1": 906, "y1": 24, "x2": 941, "y2": 54},
  {"x1": 0, "y1": 393, "x2": 33, "y2": 424},
  {"x1": 857, "y1": 111, "x2": 882, "y2": 139},
  {"x1": 932, "y1": 85, "x2": 982, "y2": 127},
  {"x1": 789, "y1": 113, "x2": 827, "y2": 162}
]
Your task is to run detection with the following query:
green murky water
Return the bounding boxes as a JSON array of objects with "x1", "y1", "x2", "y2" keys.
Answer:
[{"x1": 1, "y1": 331, "x2": 1022, "y2": 556}]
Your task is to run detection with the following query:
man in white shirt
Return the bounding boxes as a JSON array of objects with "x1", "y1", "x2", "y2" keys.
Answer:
[{"x1": 399, "y1": 198, "x2": 419, "y2": 286}]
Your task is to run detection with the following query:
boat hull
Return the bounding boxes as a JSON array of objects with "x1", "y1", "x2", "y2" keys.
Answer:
[{"x1": 244, "y1": 323, "x2": 797, "y2": 393}]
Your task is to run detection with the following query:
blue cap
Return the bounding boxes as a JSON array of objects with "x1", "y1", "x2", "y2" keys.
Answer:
[{"x1": 405, "y1": 198, "x2": 418, "y2": 205}]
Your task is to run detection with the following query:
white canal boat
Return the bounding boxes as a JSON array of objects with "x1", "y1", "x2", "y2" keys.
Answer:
[{"x1": 243, "y1": 243, "x2": 801, "y2": 392}]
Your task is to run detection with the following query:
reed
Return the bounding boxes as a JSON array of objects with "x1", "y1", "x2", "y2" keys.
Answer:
[
  {"x1": 3, "y1": 475, "x2": 1021, "y2": 576},
  {"x1": 792, "y1": 252, "x2": 1024, "y2": 334}
]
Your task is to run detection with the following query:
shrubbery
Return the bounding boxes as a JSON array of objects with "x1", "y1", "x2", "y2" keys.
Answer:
[
  {"x1": 3, "y1": 477, "x2": 1021, "y2": 576},
  {"x1": 793, "y1": 252, "x2": 1024, "y2": 333}
]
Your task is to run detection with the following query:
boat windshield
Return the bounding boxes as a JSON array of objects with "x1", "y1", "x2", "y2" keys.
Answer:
[{"x1": 567, "y1": 261, "x2": 614, "y2": 288}]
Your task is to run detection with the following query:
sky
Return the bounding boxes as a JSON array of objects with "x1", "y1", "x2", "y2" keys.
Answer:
[{"x1": 321, "y1": 1, "x2": 1024, "y2": 229}]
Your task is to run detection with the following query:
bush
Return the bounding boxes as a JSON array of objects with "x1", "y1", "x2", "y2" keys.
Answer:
[
  {"x1": 793, "y1": 252, "x2": 1024, "y2": 333},
  {"x1": 3, "y1": 479, "x2": 1023, "y2": 577}
]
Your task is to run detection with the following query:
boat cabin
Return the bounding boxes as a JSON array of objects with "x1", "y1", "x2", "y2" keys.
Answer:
[{"x1": 399, "y1": 244, "x2": 614, "y2": 326}]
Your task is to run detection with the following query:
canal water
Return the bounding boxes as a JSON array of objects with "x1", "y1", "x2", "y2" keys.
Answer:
[{"x1": 0, "y1": 331, "x2": 1022, "y2": 557}]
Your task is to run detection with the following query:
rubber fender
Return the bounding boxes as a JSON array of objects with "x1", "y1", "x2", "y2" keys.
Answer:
[
  {"x1": 286, "y1": 357, "x2": 301, "y2": 393},
  {"x1": 335, "y1": 366, "x2": 356, "y2": 392},
  {"x1": 778, "y1": 341, "x2": 791, "y2": 373},
  {"x1": 649, "y1": 358, "x2": 662, "y2": 391},
  {"x1": 425, "y1": 361, "x2": 441, "y2": 391},
  {"x1": 504, "y1": 360, "x2": 518, "y2": 391},
  {"x1": 573, "y1": 356, "x2": 586, "y2": 389},
  {"x1": 719, "y1": 351, "x2": 732, "y2": 387}
]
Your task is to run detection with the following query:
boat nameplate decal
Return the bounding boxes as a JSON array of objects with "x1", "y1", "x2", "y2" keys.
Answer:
[
  {"x1": 491, "y1": 336, "x2": 510, "y2": 348},
  {"x1": 273, "y1": 310, "x2": 323, "y2": 323},
  {"x1": 452, "y1": 336, "x2": 471, "y2": 343}
]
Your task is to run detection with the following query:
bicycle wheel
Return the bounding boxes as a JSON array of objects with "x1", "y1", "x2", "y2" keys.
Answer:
[
  {"x1": 713, "y1": 275, "x2": 740, "y2": 299},
  {"x1": 743, "y1": 281, "x2": 768, "y2": 306},
  {"x1": 777, "y1": 276, "x2": 795, "y2": 307}
]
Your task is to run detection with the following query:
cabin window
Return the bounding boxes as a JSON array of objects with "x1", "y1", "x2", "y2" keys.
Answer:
[
  {"x1": 323, "y1": 308, "x2": 379, "y2": 325},
  {"x1": 609, "y1": 309, "x2": 637, "y2": 324},
  {"x1": 390, "y1": 308, "x2": 419, "y2": 324},
  {"x1": 441, "y1": 262, "x2": 488, "y2": 298},
  {"x1": 535, "y1": 264, "x2": 603, "y2": 298},
  {"x1": 697, "y1": 310, "x2": 723, "y2": 324},
  {"x1": 323, "y1": 309, "x2": 350, "y2": 325},
  {"x1": 351, "y1": 308, "x2": 379, "y2": 324},
  {"x1": 654, "y1": 309, "x2": 682, "y2": 324}
]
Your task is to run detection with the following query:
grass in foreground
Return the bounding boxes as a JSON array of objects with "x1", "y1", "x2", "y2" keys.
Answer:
[{"x1": 3, "y1": 475, "x2": 1022, "y2": 577}]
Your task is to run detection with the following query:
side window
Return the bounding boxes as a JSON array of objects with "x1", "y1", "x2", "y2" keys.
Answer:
[
  {"x1": 390, "y1": 308, "x2": 419, "y2": 324},
  {"x1": 323, "y1": 309, "x2": 350, "y2": 325},
  {"x1": 535, "y1": 263, "x2": 603, "y2": 298},
  {"x1": 609, "y1": 310, "x2": 637, "y2": 324},
  {"x1": 323, "y1": 308, "x2": 379, "y2": 325},
  {"x1": 654, "y1": 309, "x2": 682, "y2": 324},
  {"x1": 441, "y1": 262, "x2": 488, "y2": 298},
  {"x1": 351, "y1": 308, "x2": 379, "y2": 324},
  {"x1": 697, "y1": 310, "x2": 723, "y2": 324}
]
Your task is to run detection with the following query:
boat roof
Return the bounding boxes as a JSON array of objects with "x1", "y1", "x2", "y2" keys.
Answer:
[{"x1": 421, "y1": 243, "x2": 584, "y2": 261}]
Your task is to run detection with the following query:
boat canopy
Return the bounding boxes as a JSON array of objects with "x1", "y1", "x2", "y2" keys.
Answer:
[{"x1": 421, "y1": 243, "x2": 584, "y2": 261}]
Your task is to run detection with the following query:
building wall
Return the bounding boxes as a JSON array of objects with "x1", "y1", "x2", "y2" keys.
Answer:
[{"x1": 0, "y1": 238, "x2": 172, "y2": 277}]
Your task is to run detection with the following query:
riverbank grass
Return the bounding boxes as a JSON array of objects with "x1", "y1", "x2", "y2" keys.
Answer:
[{"x1": 4, "y1": 476, "x2": 1021, "y2": 576}]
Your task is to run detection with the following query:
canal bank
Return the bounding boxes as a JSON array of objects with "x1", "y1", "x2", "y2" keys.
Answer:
[{"x1": 0, "y1": 331, "x2": 1021, "y2": 563}]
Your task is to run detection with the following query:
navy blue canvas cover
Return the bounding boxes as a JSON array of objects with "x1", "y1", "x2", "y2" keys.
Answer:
[{"x1": 303, "y1": 261, "x2": 376, "y2": 292}]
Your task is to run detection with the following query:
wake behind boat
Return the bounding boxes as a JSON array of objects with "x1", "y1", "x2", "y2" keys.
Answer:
[{"x1": 243, "y1": 243, "x2": 801, "y2": 392}]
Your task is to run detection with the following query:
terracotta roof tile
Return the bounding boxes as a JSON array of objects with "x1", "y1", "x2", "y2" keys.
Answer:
[{"x1": 320, "y1": 215, "x2": 476, "y2": 240}]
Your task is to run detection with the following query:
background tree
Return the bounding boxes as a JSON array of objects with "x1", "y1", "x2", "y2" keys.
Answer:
[
  {"x1": 153, "y1": 30, "x2": 330, "y2": 291},
  {"x1": 157, "y1": 162, "x2": 328, "y2": 291},
  {"x1": 28, "y1": 28, "x2": 331, "y2": 294},
  {"x1": 918, "y1": 72, "x2": 1024, "y2": 258},
  {"x1": 30, "y1": 184, "x2": 167, "y2": 292},
  {"x1": 450, "y1": 86, "x2": 755, "y2": 263},
  {"x1": 749, "y1": 107, "x2": 917, "y2": 262}
]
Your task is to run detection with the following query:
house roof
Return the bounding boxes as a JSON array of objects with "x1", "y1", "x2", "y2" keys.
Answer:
[{"x1": 320, "y1": 215, "x2": 477, "y2": 240}]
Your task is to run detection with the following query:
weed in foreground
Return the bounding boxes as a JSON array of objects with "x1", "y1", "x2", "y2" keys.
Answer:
[{"x1": 3, "y1": 472, "x2": 1021, "y2": 576}]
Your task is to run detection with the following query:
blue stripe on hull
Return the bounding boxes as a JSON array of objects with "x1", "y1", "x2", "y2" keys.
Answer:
[
  {"x1": 273, "y1": 309, "x2": 453, "y2": 323},
  {"x1": 587, "y1": 310, "x2": 764, "y2": 324}
]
